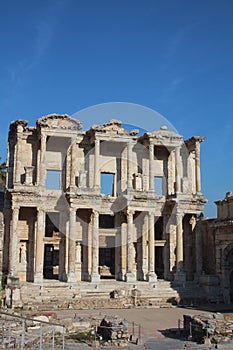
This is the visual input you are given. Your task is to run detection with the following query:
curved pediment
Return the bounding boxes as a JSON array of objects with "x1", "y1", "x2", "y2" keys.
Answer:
[
  {"x1": 36, "y1": 114, "x2": 82, "y2": 131},
  {"x1": 91, "y1": 119, "x2": 138, "y2": 136}
]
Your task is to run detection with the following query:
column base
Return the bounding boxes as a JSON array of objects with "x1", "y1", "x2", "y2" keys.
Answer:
[
  {"x1": 67, "y1": 272, "x2": 77, "y2": 283},
  {"x1": 34, "y1": 273, "x2": 43, "y2": 283},
  {"x1": 147, "y1": 272, "x2": 157, "y2": 283},
  {"x1": 174, "y1": 271, "x2": 186, "y2": 283},
  {"x1": 6, "y1": 276, "x2": 22, "y2": 308},
  {"x1": 125, "y1": 272, "x2": 136, "y2": 283},
  {"x1": 90, "y1": 273, "x2": 100, "y2": 283}
]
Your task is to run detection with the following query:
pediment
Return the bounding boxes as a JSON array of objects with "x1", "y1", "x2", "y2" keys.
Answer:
[
  {"x1": 36, "y1": 114, "x2": 82, "y2": 130},
  {"x1": 146, "y1": 126, "x2": 182, "y2": 140},
  {"x1": 91, "y1": 119, "x2": 138, "y2": 136}
]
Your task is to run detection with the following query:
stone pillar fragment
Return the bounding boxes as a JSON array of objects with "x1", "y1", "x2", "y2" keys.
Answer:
[
  {"x1": 34, "y1": 209, "x2": 45, "y2": 283},
  {"x1": 67, "y1": 208, "x2": 77, "y2": 282},
  {"x1": 91, "y1": 210, "x2": 100, "y2": 282}
]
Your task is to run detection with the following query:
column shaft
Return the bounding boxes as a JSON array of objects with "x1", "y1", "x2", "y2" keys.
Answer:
[
  {"x1": 125, "y1": 210, "x2": 136, "y2": 282},
  {"x1": 91, "y1": 210, "x2": 100, "y2": 282},
  {"x1": 40, "y1": 134, "x2": 47, "y2": 186},
  {"x1": 147, "y1": 213, "x2": 157, "y2": 282},
  {"x1": 34, "y1": 209, "x2": 45, "y2": 282},
  {"x1": 195, "y1": 142, "x2": 201, "y2": 193},
  {"x1": 175, "y1": 146, "x2": 181, "y2": 193},
  {"x1": 94, "y1": 138, "x2": 100, "y2": 189},
  {"x1": 9, "y1": 207, "x2": 19, "y2": 277},
  {"x1": 149, "y1": 142, "x2": 154, "y2": 191},
  {"x1": 15, "y1": 135, "x2": 22, "y2": 183},
  {"x1": 176, "y1": 214, "x2": 183, "y2": 272},
  {"x1": 68, "y1": 208, "x2": 77, "y2": 282},
  {"x1": 70, "y1": 143, "x2": 76, "y2": 188},
  {"x1": 127, "y1": 140, "x2": 133, "y2": 189}
]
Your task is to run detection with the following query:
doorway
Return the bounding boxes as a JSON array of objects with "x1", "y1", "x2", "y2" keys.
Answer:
[
  {"x1": 43, "y1": 244, "x2": 59, "y2": 279},
  {"x1": 99, "y1": 248, "x2": 115, "y2": 278}
]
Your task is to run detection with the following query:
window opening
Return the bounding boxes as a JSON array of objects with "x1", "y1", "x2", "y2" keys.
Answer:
[
  {"x1": 101, "y1": 172, "x2": 115, "y2": 196},
  {"x1": 46, "y1": 170, "x2": 61, "y2": 190}
]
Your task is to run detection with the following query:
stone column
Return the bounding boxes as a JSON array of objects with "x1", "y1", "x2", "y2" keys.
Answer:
[
  {"x1": 8, "y1": 206, "x2": 20, "y2": 277},
  {"x1": 115, "y1": 214, "x2": 121, "y2": 280},
  {"x1": 149, "y1": 142, "x2": 154, "y2": 191},
  {"x1": 126, "y1": 210, "x2": 136, "y2": 282},
  {"x1": 91, "y1": 210, "x2": 100, "y2": 282},
  {"x1": 147, "y1": 212, "x2": 157, "y2": 282},
  {"x1": 40, "y1": 134, "x2": 47, "y2": 186},
  {"x1": 175, "y1": 213, "x2": 186, "y2": 282},
  {"x1": 59, "y1": 211, "x2": 67, "y2": 281},
  {"x1": 127, "y1": 140, "x2": 133, "y2": 190},
  {"x1": 34, "y1": 209, "x2": 45, "y2": 283},
  {"x1": 70, "y1": 143, "x2": 76, "y2": 188},
  {"x1": 195, "y1": 142, "x2": 201, "y2": 193},
  {"x1": 94, "y1": 138, "x2": 100, "y2": 190},
  {"x1": 6, "y1": 206, "x2": 22, "y2": 307},
  {"x1": 15, "y1": 135, "x2": 22, "y2": 183},
  {"x1": 175, "y1": 146, "x2": 182, "y2": 194},
  {"x1": 67, "y1": 208, "x2": 77, "y2": 282}
]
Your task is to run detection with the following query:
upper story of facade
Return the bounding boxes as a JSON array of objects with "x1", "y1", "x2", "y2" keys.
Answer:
[
  {"x1": 215, "y1": 192, "x2": 233, "y2": 221},
  {"x1": 6, "y1": 114, "x2": 205, "y2": 205}
]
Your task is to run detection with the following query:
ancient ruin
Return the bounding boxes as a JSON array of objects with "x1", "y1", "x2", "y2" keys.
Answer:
[{"x1": 2, "y1": 114, "x2": 207, "y2": 307}]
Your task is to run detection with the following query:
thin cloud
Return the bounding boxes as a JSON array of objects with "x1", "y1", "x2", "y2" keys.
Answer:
[{"x1": 6, "y1": 0, "x2": 67, "y2": 85}]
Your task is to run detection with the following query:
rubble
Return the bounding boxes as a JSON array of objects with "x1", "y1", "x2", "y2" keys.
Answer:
[{"x1": 183, "y1": 313, "x2": 233, "y2": 345}]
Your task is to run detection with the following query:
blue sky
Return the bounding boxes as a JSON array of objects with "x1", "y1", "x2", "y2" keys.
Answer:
[{"x1": 0, "y1": 0, "x2": 233, "y2": 217}]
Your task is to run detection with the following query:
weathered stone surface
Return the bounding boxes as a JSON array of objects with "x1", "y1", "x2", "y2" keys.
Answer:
[{"x1": 2, "y1": 114, "x2": 207, "y2": 307}]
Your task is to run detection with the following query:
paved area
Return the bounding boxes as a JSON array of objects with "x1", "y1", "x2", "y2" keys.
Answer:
[
  {"x1": 24, "y1": 305, "x2": 233, "y2": 349},
  {"x1": 55, "y1": 306, "x2": 208, "y2": 339}
]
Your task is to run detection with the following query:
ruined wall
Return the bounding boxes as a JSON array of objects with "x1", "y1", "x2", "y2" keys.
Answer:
[{"x1": 202, "y1": 219, "x2": 216, "y2": 274}]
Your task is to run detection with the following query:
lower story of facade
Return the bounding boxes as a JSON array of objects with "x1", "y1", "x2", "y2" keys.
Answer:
[{"x1": 3, "y1": 197, "x2": 204, "y2": 287}]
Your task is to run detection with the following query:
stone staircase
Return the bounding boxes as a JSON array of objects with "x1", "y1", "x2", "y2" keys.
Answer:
[{"x1": 19, "y1": 279, "x2": 207, "y2": 311}]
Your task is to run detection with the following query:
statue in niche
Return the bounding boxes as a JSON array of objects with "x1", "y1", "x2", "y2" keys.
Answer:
[
  {"x1": 79, "y1": 170, "x2": 87, "y2": 188},
  {"x1": 19, "y1": 243, "x2": 27, "y2": 264}
]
